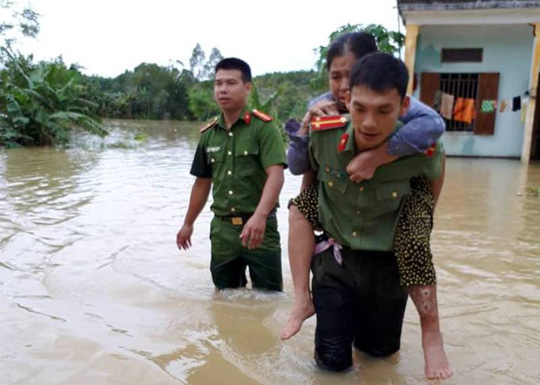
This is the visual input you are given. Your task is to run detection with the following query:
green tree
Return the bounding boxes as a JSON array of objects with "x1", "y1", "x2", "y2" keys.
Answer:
[
  {"x1": 0, "y1": 0, "x2": 39, "y2": 51},
  {"x1": 189, "y1": 44, "x2": 223, "y2": 81},
  {"x1": 0, "y1": 52, "x2": 105, "y2": 147},
  {"x1": 188, "y1": 81, "x2": 219, "y2": 121}
]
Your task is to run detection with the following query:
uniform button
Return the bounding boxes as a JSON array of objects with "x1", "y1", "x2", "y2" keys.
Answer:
[
  {"x1": 227, "y1": 170, "x2": 232, "y2": 175},
  {"x1": 392, "y1": 191, "x2": 398, "y2": 199},
  {"x1": 356, "y1": 210, "x2": 361, "y2": 216},
  {"x1": 328, "y1": 181, "x2": 333, "y2": 187},
  {"x1": 325, "y1": 166, "x2": 330, "y2": 172},
  {"x1": 227, "y1": 151, "x2": 232, "y2": 156},
  {"x1": 359, "y1": 186, "x2": 365, "y2": 192},
  {"x1": 228, "y1": 132, "x2": 233, "y2": 137},
  {"x1": 243, "y1": 150, "x2": 248, "y2": 155},
  {"x1": 211, "y1": 158, "x2": 215, "y2": 163},
  {"x1": 228, "y1": 190, "x2": 233, "y2": 195},
  {"x1": 230, "y1": 207, "x2": 236, "y2": 212},
  {"x1": 352, "y1": 231, "x2": 357, "y2": 237}
]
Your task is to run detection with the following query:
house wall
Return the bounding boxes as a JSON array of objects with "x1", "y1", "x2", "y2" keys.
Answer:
[{"x1": 413, "y1": 24, "x2": 534, "y2": 157}]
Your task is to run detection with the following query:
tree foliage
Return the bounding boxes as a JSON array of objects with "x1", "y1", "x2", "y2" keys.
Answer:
[
  {"x1": 1, "y1": 21, "x2": 405, "y2": 147},
  {"x1": 0, "y1": 51, "x2": 105, "y2": 147},
  {"x1": 0, "y1": 0, "x2": 39, "y2": 51},
  {"x1": 189, "y1": 44, "x2": 223, "y2": 81}
]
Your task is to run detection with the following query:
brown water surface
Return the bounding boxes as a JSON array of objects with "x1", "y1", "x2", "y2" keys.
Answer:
[{"x1": 1, "y1": 120, "x2": 539, "y2": 384}]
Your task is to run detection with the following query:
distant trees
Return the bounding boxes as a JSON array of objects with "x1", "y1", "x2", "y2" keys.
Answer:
[
  {"x1": 1, "y1": 21, "x2": 405, "y2": 147},
  {"x1": 0, "y1": 53, "x2": 106, "y2": 147},
  {"x1": 1, "y1": 2, "x2": 104, "y2": 147},
  {"x1": 0, "y1": 0, "x2": 39, "y2": 51}
]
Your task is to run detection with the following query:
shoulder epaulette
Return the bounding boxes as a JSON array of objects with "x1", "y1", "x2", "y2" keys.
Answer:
[
  {"x1": 252, "y1": 109, "x2": 273, "y2": 122},
  {"x1": 200, "y1": 117, "x2": 218, "y2": 133},
  {"x1": 311, "y1": 115, "x2": 348, "y2": 132}
]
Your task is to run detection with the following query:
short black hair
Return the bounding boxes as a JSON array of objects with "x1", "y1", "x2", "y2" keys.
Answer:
[
  {"x1": 349, "y1": 52, "x2": 409, "y2": 99},
  {"x1": 214, "y1": 57, "x2": 252, "y2": 83},
  {"x1": 326, "y1": 32, "x2": 378, "y2": 71}
]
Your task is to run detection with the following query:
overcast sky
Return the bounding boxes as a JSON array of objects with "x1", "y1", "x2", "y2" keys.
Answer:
[{"x1": 13, "y1": 0, "x2": 404, "y2": 78}]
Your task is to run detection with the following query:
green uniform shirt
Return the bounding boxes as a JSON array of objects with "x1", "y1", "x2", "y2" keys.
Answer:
[
  {"x1": 309, "y1": 115, "x2": 444, "y2": 251},
  {"x1": 190, "y1": 106, "x2": 287, "y2": 217}
]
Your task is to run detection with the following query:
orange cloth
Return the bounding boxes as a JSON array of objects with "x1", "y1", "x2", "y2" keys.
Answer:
[{"x1": 453, "y1": 97, "x2": 476, "y2": 124}]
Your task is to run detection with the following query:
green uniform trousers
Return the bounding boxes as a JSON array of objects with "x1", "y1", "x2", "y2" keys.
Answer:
[{"x1": 210, "y1": 216, "x2": 282, "y2": 291}]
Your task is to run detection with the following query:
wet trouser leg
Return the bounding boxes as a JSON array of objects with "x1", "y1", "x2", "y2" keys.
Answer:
[
  {"x1": 210, "y1": 217, "x2": 282, "y2": 291},
  {"x1": 311, "y1": 247, "x2": 408, "y2": 371}
]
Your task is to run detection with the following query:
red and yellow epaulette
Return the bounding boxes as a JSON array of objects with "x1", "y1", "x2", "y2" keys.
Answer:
[
  {"x1": 424, "y1": 143, "x2": 437, "y2": 157},
  {"x1": 311, "y1": 115, "x2": 348, "y2": 132},
  {"x1": 252, "y1": 109, "x2": 273, "y2": 122},
  {"x1": 200, "y1": 117, "x2": 218, "y2": 133}
]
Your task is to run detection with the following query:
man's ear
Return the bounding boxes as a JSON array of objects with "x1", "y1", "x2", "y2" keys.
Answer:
[
  {"x1": 245, "y1": 82, "x2": 252, "y2": 93},
  {"x1": 399, "y1": 95, "x2": 410, "y2": 117}
]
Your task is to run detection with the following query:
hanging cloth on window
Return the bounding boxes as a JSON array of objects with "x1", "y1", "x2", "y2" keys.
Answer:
[
  {"x1": 499, "y1": 99, "x2": 508, "y2": 113},
  {"x1": 481, "y1": 100, "x2": 496, "y2": 113},
  {"x1": 453, "y1": 98, "x2": 476, "y2": 124},
  {"x1": 439, "y1": 92, "x2": 454, "y2": 120},
  {"x1": 521, "y1": 99, "x2": 528, "y2": 122},
  {"x1": 512, "y1": 96, "x2": 522, "y2": 112}
]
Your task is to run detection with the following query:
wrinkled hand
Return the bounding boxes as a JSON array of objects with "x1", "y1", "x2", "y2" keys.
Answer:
[
  {"x1": 298, "y1": 101, "x2": 340, "y2": 136},
  {"x1": 346, "y1": 146, "x2": 387, "y2": 183},
  {"x1": 176, "y1": 224, "x2": 193, "y2": 250},
  {"x1": 240, "y1": 214, "x2": 267, "y2": 249}
]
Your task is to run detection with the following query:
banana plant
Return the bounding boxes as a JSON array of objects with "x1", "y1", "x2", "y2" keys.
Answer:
[{"x1": 0, "y1": 49, "x2": 107, "y2": 147}]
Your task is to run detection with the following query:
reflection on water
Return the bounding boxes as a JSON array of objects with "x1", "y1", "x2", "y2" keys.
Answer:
[{"x1": 1, "y1": 120, "x2": 539, "y2": 384}]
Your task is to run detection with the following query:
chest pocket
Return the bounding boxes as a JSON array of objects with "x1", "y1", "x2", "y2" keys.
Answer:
[
  {"x1": 365, "y1": 180, "x2": 411, "y2": 220},
  {"x1": 207, "y1": 149, "x2": 225, "y2": 164},
  {"x1": 319, "y1": 167, "x2": 348, "y2": 194},
  {"x1": 235, "y1": 142, "x2": 260, "y2": 176},
  {"x1": 206, "y1": 150, "x2": 225, "y2": 177}
]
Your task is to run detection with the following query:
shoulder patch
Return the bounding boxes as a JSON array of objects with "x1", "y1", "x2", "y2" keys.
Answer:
[
  {"x1": 311, "y1": 115, "x2": 348, "y2": 132},
  {"x1": 200, "y1": 117, "x2": 218, "y2": 133},
  {"x1": 252, "y1": 109, "x2": 273, "y2": 122}
]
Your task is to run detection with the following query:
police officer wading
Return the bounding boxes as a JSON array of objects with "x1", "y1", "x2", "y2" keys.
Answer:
[{"x1": 176, "y1": 58, "x2": 287, "y2": 291}]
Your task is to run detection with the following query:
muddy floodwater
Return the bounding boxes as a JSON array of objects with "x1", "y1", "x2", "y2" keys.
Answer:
[{"x1": 1, "y1": 120, "x2": 539, "y2": 385}]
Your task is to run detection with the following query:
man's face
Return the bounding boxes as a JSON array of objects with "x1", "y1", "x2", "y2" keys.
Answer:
[
  {"x1": 328, "y1": 51, "x2": 357, "y2": 111},
  {"x1": 348, "y1": 85, "x2": 409, "y2": 151},
  {"x1": 214, "y1": 69, "x2": 251, "y2": 112}
]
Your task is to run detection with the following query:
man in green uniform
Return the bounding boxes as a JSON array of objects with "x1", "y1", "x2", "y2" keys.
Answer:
[
  {"x1": 308, "y1": 53, "x2": 445, "y2": 371},
  {"x1": 176, "y1": 58, "x2": 287, "y2": 291}
]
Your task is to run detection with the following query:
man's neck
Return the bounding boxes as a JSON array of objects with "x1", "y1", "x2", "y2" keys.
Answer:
[{"x1": 223, "y1": 107, "x2": 245, "y2": 130}]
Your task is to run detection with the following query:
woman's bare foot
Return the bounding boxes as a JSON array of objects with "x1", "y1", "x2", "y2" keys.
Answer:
[
  {"x1": 423, "y1": 330, "x2": 453, "y2": 380},
  {"x1": 280, "y1": 296, "x2": 315, "y2": 340}
]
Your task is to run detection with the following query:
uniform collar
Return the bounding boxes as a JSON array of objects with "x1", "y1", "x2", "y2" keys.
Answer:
[
  {"x1": 217, "y1": 106, "x2": 252, "y2": 129},
  {"x1": 336, "y1": 119, "x2": 356, "y2": 165}
]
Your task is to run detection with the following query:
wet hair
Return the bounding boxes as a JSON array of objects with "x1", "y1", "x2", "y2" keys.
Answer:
[
  {"x1": 326, "y1": 32, "x2": 378, "y2": 70},
  {"x1": 215, "y1": 57, "x2": 252, "y2": 83},
  {"x1": 349, "y1": 52, "x2": 409, "y2": 99}
]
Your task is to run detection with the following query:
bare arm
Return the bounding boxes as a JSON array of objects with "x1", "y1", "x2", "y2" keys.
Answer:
[
  {"x1": 301, "y1": 169, "x2": 316, "y2": 191},
  {"x1": 176, "y1": 177, "x2": 212, "y2": 250},
  {"x1": 240, "y1": 165, "x2": 285, "y2": 249}
]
